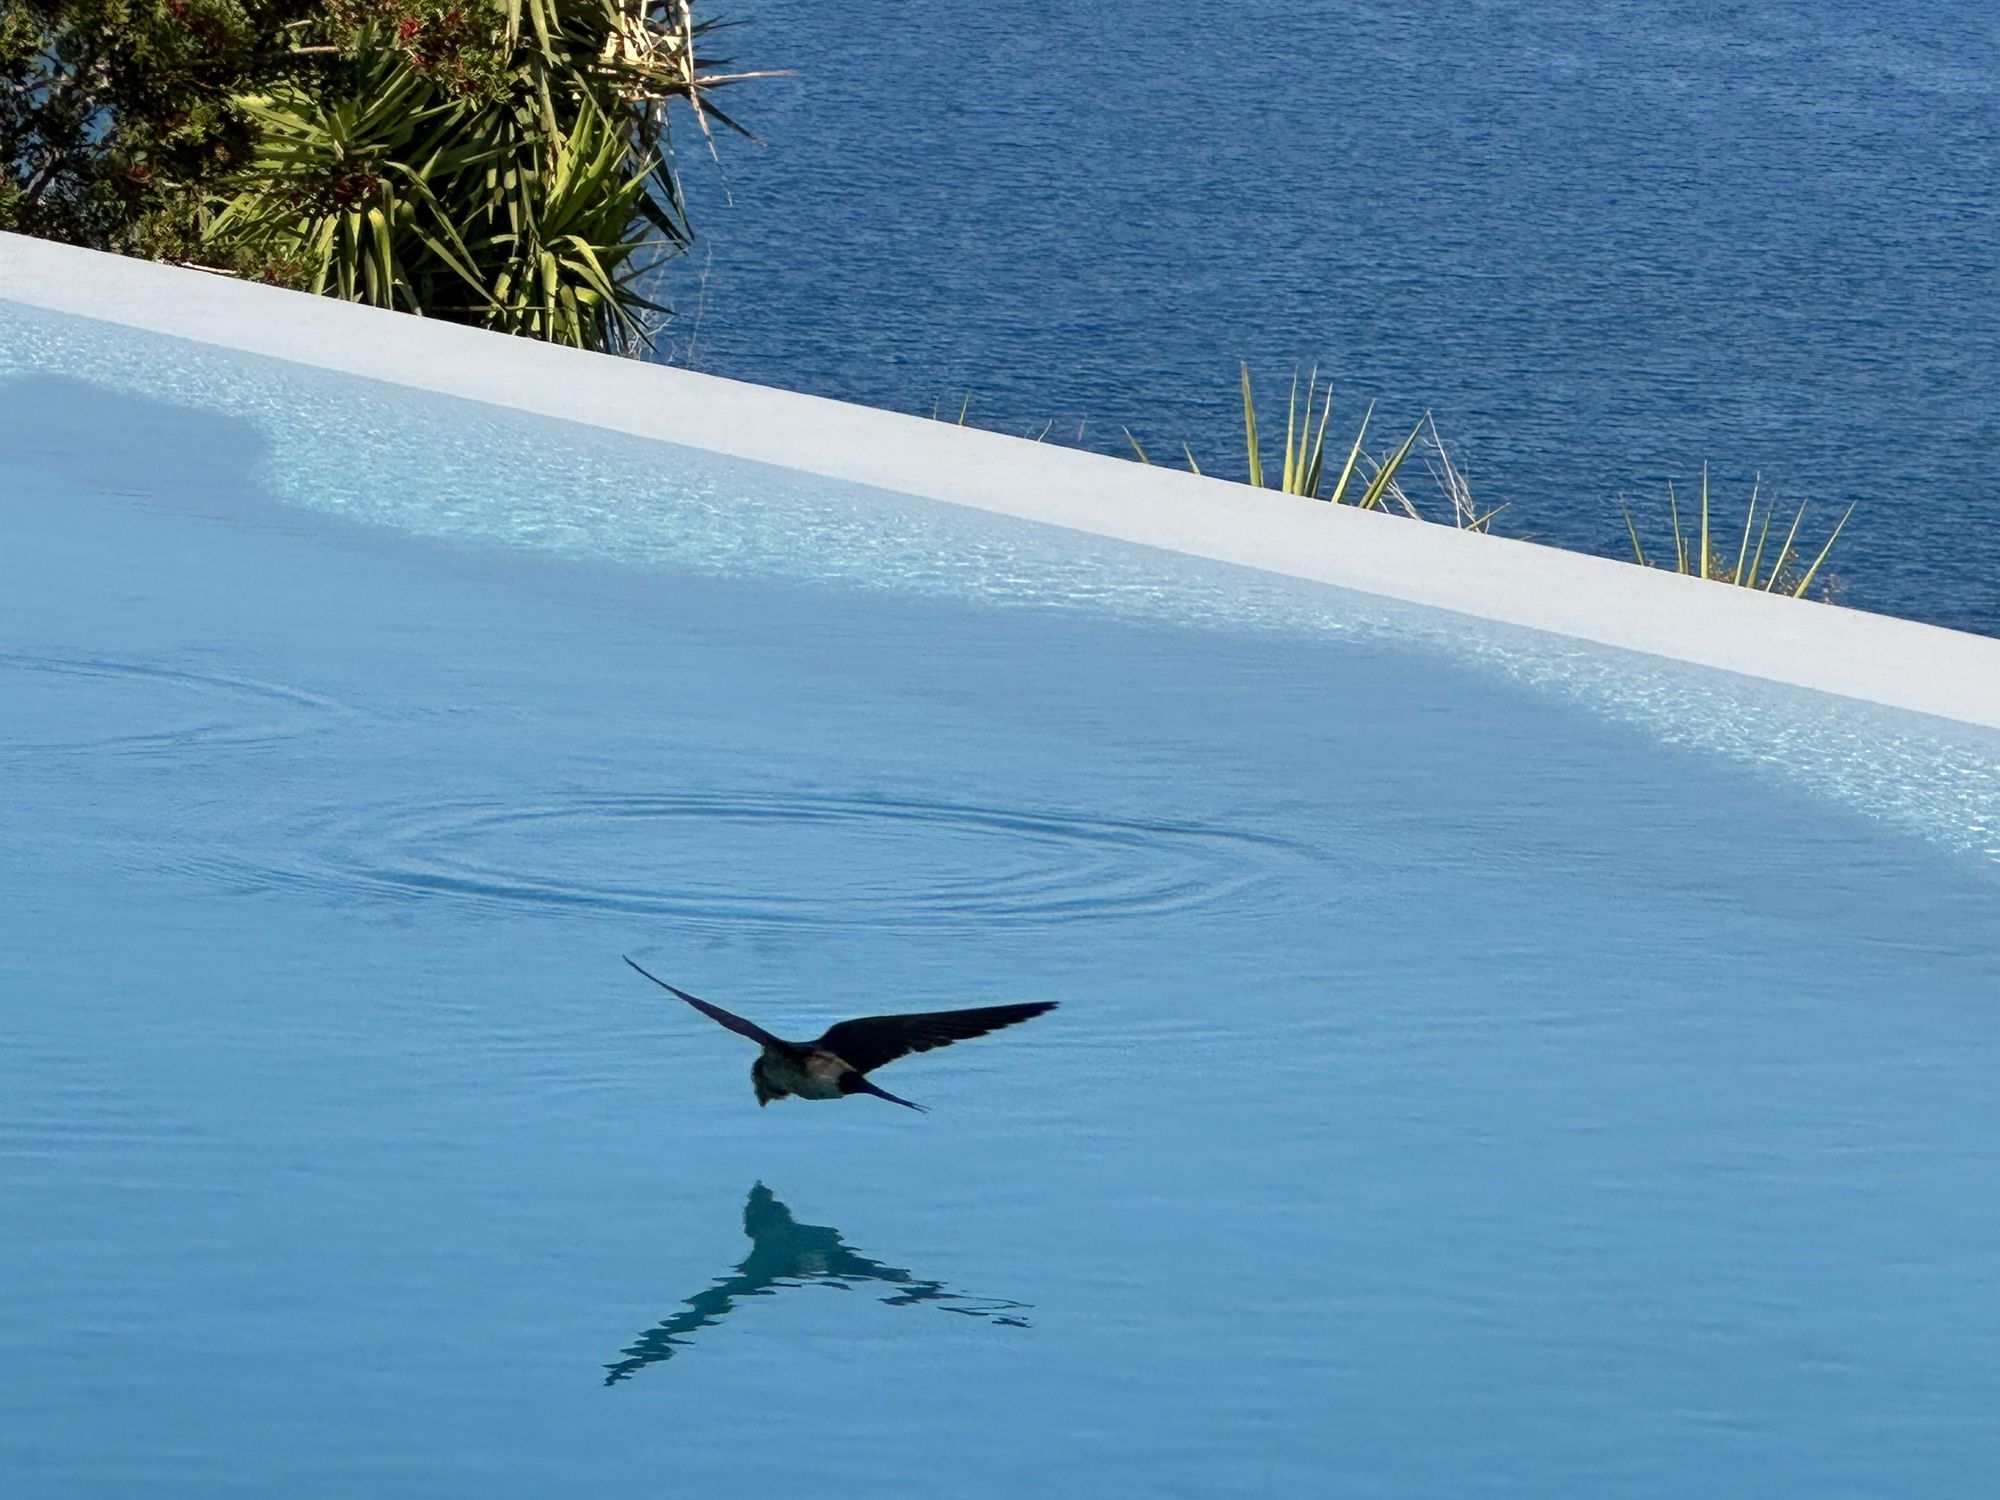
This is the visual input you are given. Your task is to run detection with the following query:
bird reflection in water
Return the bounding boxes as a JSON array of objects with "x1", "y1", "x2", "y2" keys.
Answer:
[{"x1": 604, "y1": 1183, "x2": 1031, "y2": 1385}]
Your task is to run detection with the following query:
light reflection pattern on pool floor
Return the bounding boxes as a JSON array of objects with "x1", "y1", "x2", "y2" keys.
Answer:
[
  {"x1": 3, "y1": 321, "x2": 1999, "y2": 1497},
  {"x1": 5, "y1": 301, "x2": 1998, "y2": 866}
]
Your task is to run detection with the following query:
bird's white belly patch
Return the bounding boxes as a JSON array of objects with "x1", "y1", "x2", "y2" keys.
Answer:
[{"x1": 768, "y1": 1052, "x2": 850, "y2": 1101}]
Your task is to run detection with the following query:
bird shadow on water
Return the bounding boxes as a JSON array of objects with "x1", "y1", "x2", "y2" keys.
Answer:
[{"x1": 603, "y1": 1183, "x2": 1031, "y2": 1386}]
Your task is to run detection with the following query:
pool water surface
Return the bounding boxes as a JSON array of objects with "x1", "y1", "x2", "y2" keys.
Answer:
[{"x1": 3, "y1": 308, "x2": 1999, "y2": 1497}]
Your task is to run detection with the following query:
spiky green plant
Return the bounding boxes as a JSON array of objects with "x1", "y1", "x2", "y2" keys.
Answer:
[
  {"x1": 1126, "y1": 364, "x2": 1428, "y2": 510},
  {"x1": 206, "y1": 1, "x2": 774, "y2": 350},
  {"x1": 206, "y1": 52, "x2": 490, "y2": 310},
  {"x1": 1620, "y1": 466, "x2": 1855, "y2": 598},
  {"x1": 1243, "y1": 363, "x2": 1425, "y2": 506},
  {"x1": 1120, "y1": 427, "x2": 1201, "y2": 474},
  {"x1": 1378, "y1": 413, "x2": 1506, "y2": 532}
]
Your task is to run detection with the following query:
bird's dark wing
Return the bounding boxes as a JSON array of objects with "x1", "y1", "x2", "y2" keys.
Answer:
[
  {"x1": 815, "y1": 1001, "x2": 1056, "y2": 1074},
  {"x1": 624, "y1": 957, "x2": 787, "y2": 1050}
]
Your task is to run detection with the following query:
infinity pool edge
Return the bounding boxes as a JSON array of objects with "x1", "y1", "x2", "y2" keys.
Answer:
[{"x1": 5, "y1": 231, "x2": 1995, "y2": 731}]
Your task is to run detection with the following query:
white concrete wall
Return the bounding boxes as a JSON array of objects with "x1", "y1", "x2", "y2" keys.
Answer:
[{"x1": 5, "y1": 231, "x2": 1997, "y2": 730}]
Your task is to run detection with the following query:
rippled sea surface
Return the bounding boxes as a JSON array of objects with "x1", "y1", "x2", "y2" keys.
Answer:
[
  {"x1": 4, "y1": 308, "x2": 2000, "y2": 1497},
  {"x1": 652, "y1": 0, "x2": 2000, "y2": 636}
]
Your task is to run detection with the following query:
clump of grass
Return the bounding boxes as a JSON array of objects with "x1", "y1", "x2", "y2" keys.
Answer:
[
  {"x1": 1127, "y1": 367, "x2": 1503, "y2": 531},
  {"x1": 1621, "y1": 466, "x2": 1855, "y2": 599},
  {"x1": 1121, "y1": 428, "x2": 1206, "y2": 475},
  {"x1": 1380, "y1": 413, "x2": 1506, "y2": 532},
  {"x1": 1125, "y1": 363, "x2": 1427, "y2": 510},
  {"x1": 928, "y1": 393, "x2": 1067, "y2": 443},
  {"x1": 931, "y1": 392, "x2": 973, "y2": 426}
]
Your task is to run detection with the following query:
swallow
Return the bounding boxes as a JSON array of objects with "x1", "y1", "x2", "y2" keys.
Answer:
[{"x1": 623, "y1": 956, "x2": 1055, "y2": 1112}]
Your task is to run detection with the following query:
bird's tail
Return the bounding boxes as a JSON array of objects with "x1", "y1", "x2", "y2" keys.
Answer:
[{"x1": 843, "y1": 1074, "x2": 928, "y2": 1112}]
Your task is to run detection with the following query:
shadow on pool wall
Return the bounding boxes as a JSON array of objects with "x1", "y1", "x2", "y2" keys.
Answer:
[{"x1": 603, "y1": 1183, "x2": 1031, "y2": 1386}]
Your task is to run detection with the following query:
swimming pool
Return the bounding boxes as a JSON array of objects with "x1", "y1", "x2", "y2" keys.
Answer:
[{"x1": 3, "y1": 293, "x2": 1999, "y2": 1497}]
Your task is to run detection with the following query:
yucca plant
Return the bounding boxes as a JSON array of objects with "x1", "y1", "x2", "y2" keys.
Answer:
[
  {"x1": 207, "y1": 1, "x2": 774, "y2": 350},
  {"x1": 1125, "y1": 364, "x2": 1429, "y2": 513},
  {"x1": 1620, "y1": 466, "x2": 1855, "y2": 599},
  {"x1": 477, "y1": 94, "x2": 667, "y2": 344},
  {"x1": 206, "y1": 52, "x2": 493, "y2": 311},
  {"x1": 1240, "y1": 363, "x2": 1427, "y2": 508}
]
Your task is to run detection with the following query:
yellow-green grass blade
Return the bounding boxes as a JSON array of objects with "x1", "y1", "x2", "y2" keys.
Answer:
[
  {"x1": 1282, "y1": 369, "x2": 1301, "y2": 495},
  {"x1": 1621, "y1": 504, "x2": 1649, "y2": 568},
  {"x1": 1731, "y1": 475, "x2": 1760, "y2": 586},
  {"x1": 1789, "y1": 500, "x2": 1857, "y2": 598},
  {"x1": 1240, "y1": 363, "x2": 1263, "y2": 490},
  {"x1": 1329, "y1": 400, "x2": 1373, "y2": 506},
  {"x1": 1303, "y1": 378, "x2": 1334, "y2": 499},
  {"x1": 1765, "y1": 501, "x2": 1809, "y2": 591},
  {"x1": 1699, "y1": 464, "x2": 1712, "y2": 581},
  {"x1": 1357, "y1": 414, "x2": 1427, "y2": 511},
  {"x1": 1123, "y1": 427, "x2": 1152, "y2": 464},
  {"x1": 1747, "y1": 495, "x2": 1776, "y2": 588},
  {"x1": 1667, "y1": 480, "x2": 1687, "y2": 574}
]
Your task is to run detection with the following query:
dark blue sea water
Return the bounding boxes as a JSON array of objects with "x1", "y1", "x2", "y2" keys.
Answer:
[{"x1": 653, "y1": 0, "x2": 2000, "y2": 635}]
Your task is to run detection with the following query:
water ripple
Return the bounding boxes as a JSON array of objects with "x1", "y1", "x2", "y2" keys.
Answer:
[
  {"x1": 209, "y1": 789, "x2": 1319, "y2": 929},
  {"x1": 0, "y1": 653, "x2": 345, "y2": 758}
]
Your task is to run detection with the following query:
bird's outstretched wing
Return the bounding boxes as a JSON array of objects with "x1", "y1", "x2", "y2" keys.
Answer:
[
  {"x1": 815, "y1": 1001, "x2": 1056, "y2": 1074},
  {"x1": 624, "y1": 957, "x2": 788, "y2": 1050}
]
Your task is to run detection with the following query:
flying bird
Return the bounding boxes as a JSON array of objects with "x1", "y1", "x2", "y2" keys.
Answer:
[{"x1": 624, "y1": 956, "x2": 1055, "y2": 1112}]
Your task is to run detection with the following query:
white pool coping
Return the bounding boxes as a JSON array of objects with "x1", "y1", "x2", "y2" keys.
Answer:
[{"x1": 5, "y1": 231, "x2": 1998, "y2": 731}]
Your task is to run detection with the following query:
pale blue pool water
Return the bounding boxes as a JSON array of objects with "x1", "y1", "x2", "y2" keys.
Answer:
[{"x1": 4, "y1": 304, "x2": 2000, "y2": 1496}]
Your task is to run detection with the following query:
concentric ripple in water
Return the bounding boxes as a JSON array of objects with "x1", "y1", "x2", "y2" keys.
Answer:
[
  {"x1": 0, "y1": 653, "x2": 342, "y2": 758},
  {"x1": 224, "y1": 789, "x2": 1321, "y2": 929}
]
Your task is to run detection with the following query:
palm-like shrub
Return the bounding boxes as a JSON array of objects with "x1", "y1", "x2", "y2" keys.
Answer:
[{"x1": 208, "y1": 1, "x2": 767, "y2": 350}]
